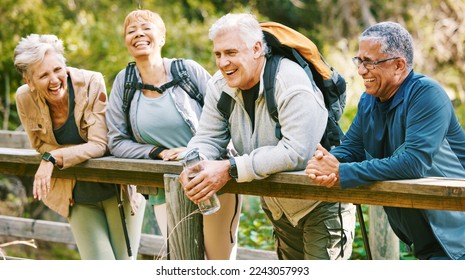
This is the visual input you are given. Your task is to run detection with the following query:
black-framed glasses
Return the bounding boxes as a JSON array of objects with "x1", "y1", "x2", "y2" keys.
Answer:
[{"x1": 352, "y1": 56, "x2": 399, "y2": 70}]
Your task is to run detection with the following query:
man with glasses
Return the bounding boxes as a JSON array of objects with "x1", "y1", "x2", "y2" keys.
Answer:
[{"x1": 305, "y1": 21, "x2": 465, "y2": 260}]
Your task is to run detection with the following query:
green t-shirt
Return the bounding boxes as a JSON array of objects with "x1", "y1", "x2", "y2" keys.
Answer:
[{"x1": 137, "y1": 91, "x2": 192, "y2": 205}]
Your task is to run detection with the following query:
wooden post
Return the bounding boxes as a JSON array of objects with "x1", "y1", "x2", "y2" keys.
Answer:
[
  {"x1": 164, "y1": 174, "x2": 204, "y2": 260},
  {"x1": 369, "y1": 205, "x2": 399, "y2": 259}
]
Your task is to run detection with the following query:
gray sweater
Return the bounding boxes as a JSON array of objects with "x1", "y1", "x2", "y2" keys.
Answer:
[
  {"x1": 188, "y1": 58, "x2": 328, "y2": 225},
  {"x1": 107, "y1": 58, "x2": 210, "y2": 159}
]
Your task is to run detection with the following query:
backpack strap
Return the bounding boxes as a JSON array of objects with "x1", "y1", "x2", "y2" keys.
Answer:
[
  {"x1": 263, "y1": 54, "x2": 283, "y2": 139},
  {"x1": 121, "y1": 60, "x2": 204, "y2": 139},
  {"x1": 216, "y1": 91, "x2": 235, "y2": 134},
  {"x1": 122, "y1": 62, "x2": 137, "y2": 139},
  {"x1": 124, "y1": 60, "x2": 204, "y2": 106},
  {"x1": 291, "y1": 49, "x2": 315, "y2": 82},
  {"x1": 122, "y1": 61, "x2": 179, "y2": 112},
  {"x1": 217, "y1": 91, "x2": 235, "y2": 119},
  {"x1": 122, "y1": 62, "x2": 137, "y2": 114},
  {"x1": 138, "y1": 79, "x2": 180, "y2": 93},
  {"x1": 171, "y1": 59, "x2": 204, "y2": 106},
  {"x1": 216, "y1": 54, "x2": 282, "y2": 138}
]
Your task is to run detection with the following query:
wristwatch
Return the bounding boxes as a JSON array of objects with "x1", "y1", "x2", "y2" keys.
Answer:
[
  {"x1": 228, "y1": 157, "x2": 238, "y2": 179},
  {"x1": 42, "y1": 152, "x2": 57, "y2": 166}
]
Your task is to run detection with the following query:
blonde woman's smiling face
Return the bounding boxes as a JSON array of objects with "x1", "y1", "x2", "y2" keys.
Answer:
[{"x1": 125, "y1": 20, "x2": 165, "y2": 59}]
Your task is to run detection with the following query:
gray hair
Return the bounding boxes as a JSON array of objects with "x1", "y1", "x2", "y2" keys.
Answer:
[
  {"x1": 360, "y1": 21, "x2": 414, "y2": 71},
  {"x1": 14, "y1": 34, "x2": 67, "y2": 78},
  {"x1": 208, "y1": 13, "x2": 268, "y2": 56}
]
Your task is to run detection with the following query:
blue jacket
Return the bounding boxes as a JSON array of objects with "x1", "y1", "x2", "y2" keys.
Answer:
[{"x1": 332, "y1": 71, "x2": 465, "y2": 259}]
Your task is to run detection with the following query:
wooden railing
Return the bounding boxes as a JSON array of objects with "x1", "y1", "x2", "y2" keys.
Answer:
[
  {"x1": 1, "y1": 130, "x2": 465, "y2": 259},
  {"x1": 1, "y1": 147, "x2": 464, "y2": 211}
]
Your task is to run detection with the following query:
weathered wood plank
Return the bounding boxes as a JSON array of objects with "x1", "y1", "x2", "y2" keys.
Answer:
[
  {"x1": 5, "y1": 131, "x2": 464, "y2": 260},
  {"x1": 137, "y1": 234, "x2": 166, "y2": 257},
  {"x1": 165, "y1": 174, "x2": 204, "y2": 260},
  {"x1": 0, "y1": 215, "x2": 164, "y2": 256},
  {"x1": 369, "y1": 206, "x2": 399, "y2": 260},
  {"x1": 221, "y1": 178, "x2": 465, "y2": 211},
  {"x1": 1, "y1": 147, "x2": 465, "y2": 211},
  {"x1": 0, "y1": 148, "x2": 182, "y2": 174},
  {"x1": 0, "y1": 215, "x2": 276, "y2": 260},
  {"x1": 0, "y1": 130, "x2": 31, "y2": 149},
  {"x1": 0, "y1": 215, "x2": 75, "y2": 244}
]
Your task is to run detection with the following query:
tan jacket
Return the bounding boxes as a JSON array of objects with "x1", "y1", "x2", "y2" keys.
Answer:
[{"x1": 16, "y1": 67, "x2": 142, "y2": 217}]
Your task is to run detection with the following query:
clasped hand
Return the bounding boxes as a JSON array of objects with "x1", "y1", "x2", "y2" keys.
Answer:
[{"x1": 305, "y1": 144, "x2": 340, "y2": 188}]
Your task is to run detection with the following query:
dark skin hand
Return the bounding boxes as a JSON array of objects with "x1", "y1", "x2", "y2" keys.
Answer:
[{"x1": 305, "y1": 144, "x2": 339, "y2": 188}]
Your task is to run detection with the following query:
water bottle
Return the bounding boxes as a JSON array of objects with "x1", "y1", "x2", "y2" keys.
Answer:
[{"x1": 182, "y1": 148, "x2": 220, "y2": 215}]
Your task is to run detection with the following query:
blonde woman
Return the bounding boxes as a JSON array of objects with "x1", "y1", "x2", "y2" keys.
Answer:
[{"x1": 106, "y1": 10, "x2": 242, "y2": 260}]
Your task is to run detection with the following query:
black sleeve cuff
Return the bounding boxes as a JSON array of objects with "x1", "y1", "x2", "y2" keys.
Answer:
[{"x1": 149, "y1": 146, "x2": 166, "y2": 160}]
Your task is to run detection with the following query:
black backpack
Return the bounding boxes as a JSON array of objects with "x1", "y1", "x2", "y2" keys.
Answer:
[
  {"x1": 122, "y1": 59, "x2": 203, "y2": 137},
  {"x1": 217, "y1": 22, "x2": 346, "y2": 150}
]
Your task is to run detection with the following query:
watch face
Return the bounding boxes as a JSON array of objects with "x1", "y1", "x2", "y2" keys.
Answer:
[
  {"x1": 229, "y1": 158, "x2": 238, "y2": 179},
  {"x1": 42, "y1": 152, "x2": 56, "y2": 165}
]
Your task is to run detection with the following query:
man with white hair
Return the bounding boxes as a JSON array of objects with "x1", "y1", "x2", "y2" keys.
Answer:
[{"x1": 180, "y1": 13, "x2": 355, "y2": 260}]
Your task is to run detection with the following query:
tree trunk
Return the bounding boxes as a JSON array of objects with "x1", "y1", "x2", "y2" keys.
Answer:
[{"x1": 3, "y1": 72, "x2": 10, "y2": 130}]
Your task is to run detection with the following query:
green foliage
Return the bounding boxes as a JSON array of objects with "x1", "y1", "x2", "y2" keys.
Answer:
[
  {"x1": 3, "y1": 0, "x2": 465, "y2": 130},
  {"x1": 454, "y1": 102, "x2": 465, "y2": 128},
  {"x1": 238, "y1": 196, "x2": 274, "y2": 251},
  {"x1": 1, "y1": 239, "x2": 80, "y2": 260},
  {"x1": 351, "y1": 204, "x2": 369, "y2": 260},
  {"x1": 1, "y1": 0, "x2": 464, "y2": 260},
  {"x1": 339, "y1": 105, "x2": 358, "y2": 133}
]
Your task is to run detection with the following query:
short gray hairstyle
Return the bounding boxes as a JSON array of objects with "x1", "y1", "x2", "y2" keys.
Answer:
[
  {"x1": 360, "y1": 21, "x2": 414, "y2": 71},
  {"x1": 14, "y1": 34, "x2": 67, "y2": 78},
  {"x1": 208, "y1": 13, "x2": 268, "y2": 55}
]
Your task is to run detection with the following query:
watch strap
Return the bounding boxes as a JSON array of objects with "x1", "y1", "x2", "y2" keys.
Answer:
[
  {"x1": 42, "y1": 152, "x2": 57, "y2": 165},
  {"x1": 228, "y1": 157, "x2": 238, "y2": 179}
]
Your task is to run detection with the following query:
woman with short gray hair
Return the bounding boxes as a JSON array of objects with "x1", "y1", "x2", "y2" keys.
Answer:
[{"x1": 14, "y1": 34, "x2": 146, "y2": 260}]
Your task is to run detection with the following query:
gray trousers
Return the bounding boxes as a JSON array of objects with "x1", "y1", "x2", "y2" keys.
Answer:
[{"x1": 262, "y1": 200, "x2": 356, "y2": 260}]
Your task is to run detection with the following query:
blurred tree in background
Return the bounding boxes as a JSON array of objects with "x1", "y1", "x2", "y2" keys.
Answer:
[
  {"x1": 2, "y1": 0, "x2": 464, "y2": 129},
  {"x1": 1, "y1": 0, "x2": 464, "y2": 259}
]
